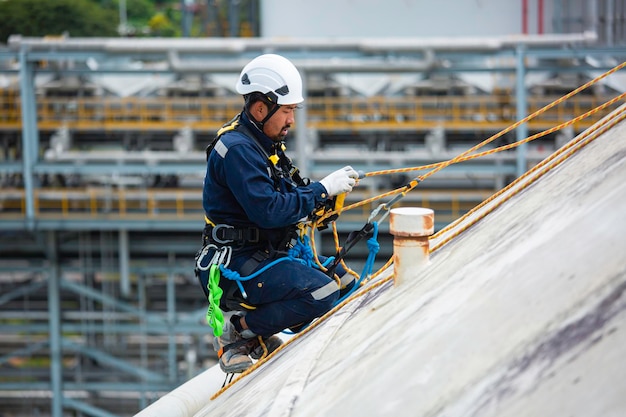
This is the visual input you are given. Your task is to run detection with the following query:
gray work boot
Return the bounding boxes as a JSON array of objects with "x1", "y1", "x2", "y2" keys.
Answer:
[
  {"x1": 249, "y1": 335, "x2": 283, "y2": 360},
  {"x1": 212, "y1": 321, "x2": 253, "y2": 373}
]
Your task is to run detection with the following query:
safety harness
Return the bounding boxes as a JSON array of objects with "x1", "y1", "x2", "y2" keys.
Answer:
[
  {"x1": 201, "y1": 111, "x2": 308, "y2": 249},
  {"x1": 205, "y1": 112, "x2": 309, "y2": 191},
  {"x1": 197, "y1": 111, "x2": 382, "y2": 338},
  {"x1": 196, "y1": 112, "x2": 312, "y2": 332}
]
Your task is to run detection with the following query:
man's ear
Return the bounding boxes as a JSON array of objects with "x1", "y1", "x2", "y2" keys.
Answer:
[{"x1": 250, "y1": 101, "x2": 267, "y2": 120}]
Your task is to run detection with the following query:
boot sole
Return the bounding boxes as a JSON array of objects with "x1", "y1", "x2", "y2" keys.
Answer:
[{"x1": 219, "y1": 360, "x2": 253, "y2": 374}]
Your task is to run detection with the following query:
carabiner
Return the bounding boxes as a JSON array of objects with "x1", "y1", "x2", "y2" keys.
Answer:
[{"x1": 196, "y1": 244, "x2": 218, "y2": 271}]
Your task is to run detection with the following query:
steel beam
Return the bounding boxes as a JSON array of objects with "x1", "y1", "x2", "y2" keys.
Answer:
[
  {"x1": 119, "y1": 229, "x2": 131, "y2": 298},
  {"x1": 515, "y1": 45, "x2": 529, "y2": 177},
  {"x1": 46, "y1": 231, "x2": 63, "y2": 417},
  {"x1": 63, "y1": 397, "x2": 121, "y2": 417},
  {"x1": 295, "y1": 69, "x2": 309, "y2": 177},
  {"x1": 0, "y1": 340, "x2": 48, "y2": 366},
  {"x1": 62, "y1": 339, "x2": 166, "y2": 382},
  {"x1": 61, "y1": 279, "x2": 163, "y2": 322},
  {"x1": 167, "y1": 254, "x2": 177, "y2": 382},
  {"x1": 0, "y1": 322, "x2": 211, "y2": 334},
  {"x1": 18, "y1": 49, "x2": 38, "y2": 230},
  {"x1": 0, "y1": 280, "x2": 47, "y2": 307}
]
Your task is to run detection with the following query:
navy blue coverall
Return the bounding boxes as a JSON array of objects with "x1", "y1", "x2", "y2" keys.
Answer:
[{"x1": 201, "y1": 111, "x2": 347, "y2": 337}]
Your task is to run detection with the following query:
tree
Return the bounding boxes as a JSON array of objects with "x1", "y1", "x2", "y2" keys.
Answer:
[
  {"x1": 0, "y1": 0, "x2": 118, "y2": 43},
  {"x1": 149, "y1": 13, "x2": 177, "y2": 37},
  {"x1": 100, "y1": 0, "x2": 158, "y2": 36}
]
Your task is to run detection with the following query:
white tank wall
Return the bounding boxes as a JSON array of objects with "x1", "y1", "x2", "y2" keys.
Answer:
[
  {"x1": 185, "y1": 107, "x2": 626, "y2": 417},
  {"x1": 260, "y1": 0, "x2": 556, "y2": 38}
]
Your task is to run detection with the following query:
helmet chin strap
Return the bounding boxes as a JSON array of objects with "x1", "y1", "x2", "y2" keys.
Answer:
[{"x1": 244, "y1": 94, "x2": 281, "y2": 133}]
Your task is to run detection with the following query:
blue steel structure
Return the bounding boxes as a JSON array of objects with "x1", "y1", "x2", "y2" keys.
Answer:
[{"x1": 0, "y1": 36, "x2": 624, "y2": 417}]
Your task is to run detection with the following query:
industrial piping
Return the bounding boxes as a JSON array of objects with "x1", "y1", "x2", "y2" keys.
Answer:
[
  {"x1": 389, "y1": 207, "x2": 434, "y2": 285},
  {"x1": 8, "y1": 32, "x2": 597, "y2": 54},
  {"x1": 133, "y1": 367, "x2": 220, "y2": 417}
]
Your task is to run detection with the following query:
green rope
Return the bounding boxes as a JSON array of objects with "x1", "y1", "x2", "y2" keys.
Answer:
[{"x1": 206, "y1": 263, "x2": 225, "y2": 337}]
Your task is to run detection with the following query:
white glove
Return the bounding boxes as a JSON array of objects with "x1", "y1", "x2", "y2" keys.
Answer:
[{"x1": 319, "y1": 166, "x2": 359, "y2": 197}]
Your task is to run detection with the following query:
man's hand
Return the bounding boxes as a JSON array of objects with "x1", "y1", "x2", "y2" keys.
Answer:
[{"x1": 319, "y1": 166, "x2": 359, "y2": 197}]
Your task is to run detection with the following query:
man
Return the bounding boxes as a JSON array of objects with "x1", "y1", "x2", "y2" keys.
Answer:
[{"x1": 199, "y1": 54, "x2": 358, "y2": 373}]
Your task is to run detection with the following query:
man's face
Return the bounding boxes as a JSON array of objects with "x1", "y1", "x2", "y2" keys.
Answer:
[{"x1": 262, "y1": 104, "x2": 298, "y2": 142}]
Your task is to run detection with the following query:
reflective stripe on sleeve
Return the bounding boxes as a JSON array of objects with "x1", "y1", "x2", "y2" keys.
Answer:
[{"x1": 215, "y1": 140, "x2": 228, "y2": 158}]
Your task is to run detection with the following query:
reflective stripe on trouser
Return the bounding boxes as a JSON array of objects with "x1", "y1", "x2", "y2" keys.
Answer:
[
  {"x1": 311, "y1": 280, "x2": 340, "y2": 300},
  {"x1": 238, "y1": 256, "x2": 340, "y2": 337},
  {"x1": 339, "y1": 272, "x2": 355, "y2": 289}
]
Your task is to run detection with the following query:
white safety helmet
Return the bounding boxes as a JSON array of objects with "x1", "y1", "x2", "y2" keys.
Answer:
[{"x1": 235, "y1": 54, "x2": 304, "y2": 105}]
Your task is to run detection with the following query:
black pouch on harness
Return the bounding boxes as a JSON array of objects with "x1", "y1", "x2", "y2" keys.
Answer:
[
  {"x1": 220, "y1": 282, "x2": 250, "y2": 312},
  {"x1": 219, "y1": 249, "x2": 271, "y2": 312}
]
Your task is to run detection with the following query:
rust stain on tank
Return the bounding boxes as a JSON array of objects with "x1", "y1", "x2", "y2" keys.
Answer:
[
  {"x1": 389, "y1": 211, "x2": 434, "y2": 237},
  {"x1": 390, "y1": 221, "x2": 429, "y2": 237},
  {"x1": 393, "y1": 252, "x2": 402, "y2": 270},
  {"x1": 422, "y1": 214, "x2": 434, "y2": 232},
  {"x1": 393, "y1": 236, "x2": 429, "y2": 247}
]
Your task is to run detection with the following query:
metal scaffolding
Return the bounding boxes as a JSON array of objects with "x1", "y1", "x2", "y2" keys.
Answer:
[{"x1": 0, "y1": 35, "x2": 625, "y2": 416}]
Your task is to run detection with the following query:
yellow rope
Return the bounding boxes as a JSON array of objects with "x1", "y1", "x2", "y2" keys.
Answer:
[
  {"x1": 330, "y1": 90, "x2": 623, "y2": 220},
  {"x1": 331, "y1": 221, "x2": 360, "y2": 279},
  {"x1": 366, "y1": 91, "x2": 626, "y2": 178},
  {"x1": 210, "y1": 61, "x2": 626, "y2": 399},
  {"x1": 430, "y1": 107, "x2": 626, "y2": 252},
  {"x1": 367, "y1": 61, "x2": 626, "y2": 181},
  {"x1": 317, "y1": 60, "x2": 626, "y2": 224}
]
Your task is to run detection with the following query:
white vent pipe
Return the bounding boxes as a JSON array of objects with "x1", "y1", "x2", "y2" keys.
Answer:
[{"x1": 389, "y1": 207, "x2": 434, "y2": 285}]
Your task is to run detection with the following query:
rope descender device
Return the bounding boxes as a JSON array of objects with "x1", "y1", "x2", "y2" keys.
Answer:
[{"x1": 323, "y1": 175, "x2": 420, "y2": 278}]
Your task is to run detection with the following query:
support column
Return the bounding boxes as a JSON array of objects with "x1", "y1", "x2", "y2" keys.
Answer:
[
  {"x1": 181, "y1": 0, "x2": 193, "y2": 37},
  {"x1": 19, "y1": 48, "x2": 39, "y2": 230},
  {"x1": 389, "y1": 207, "x2": 434, "y2": 286},
  {"x1": 228, "y1": 0, "x2": 240, "y2": 37},
  {"x1": 119, "y1": 229, "x2": 131, "y2": 298},
  {"x1": 167, "y1": 253, "x2": 177, "y2": 383},
  {"x1": 515, "y1": 44, "x2": 529, "y2": 178},
  {"x1": 606, "y1": 0, "x2": 615, "y2": 46},
  {"x1": 295, "y1": 69, "x2": 309, "y2": 177},
  {"x1": 47, "y1": 231, "x2": 63, "y2": 417}
]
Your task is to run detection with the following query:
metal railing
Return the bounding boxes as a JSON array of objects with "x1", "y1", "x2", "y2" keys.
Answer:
[
  {"x1": 0, "y1": 92, "x2": 618, "y2": 132},
  {"x1": 0, "y1": 187, "x2": 493, "y2": 227},
  {"x1": 0, "y1": 188, "x2": 202, "y2": 219}
]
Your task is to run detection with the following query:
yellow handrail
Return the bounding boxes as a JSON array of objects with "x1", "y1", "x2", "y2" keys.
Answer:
[
  {"x1": 0, "y1": 93, "x2": 619, "y2": 132},
  {"x1": 0, "y1": 187, "x2": 482, "y2": 224}
]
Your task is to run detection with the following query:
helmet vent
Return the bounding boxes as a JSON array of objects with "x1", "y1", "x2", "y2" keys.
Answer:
[{"x1": 275, "y1": 85, "x2": 289, "y2": 96}]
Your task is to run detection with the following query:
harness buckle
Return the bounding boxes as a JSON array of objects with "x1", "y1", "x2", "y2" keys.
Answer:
[
  {"x1": 246, "y1": 227, "x2": 260, "y2": 243},
  {"x1": 212, "y1": 224, "x2": 235, "y2": 244}
]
